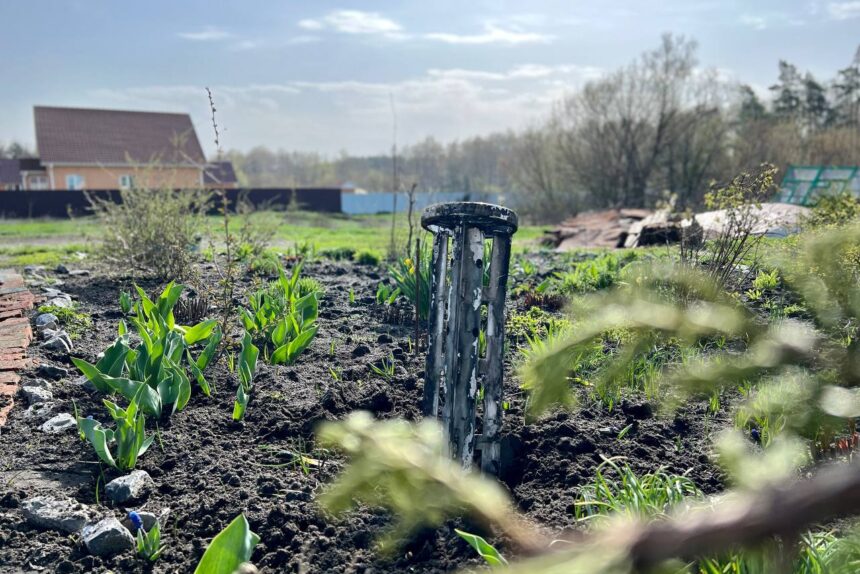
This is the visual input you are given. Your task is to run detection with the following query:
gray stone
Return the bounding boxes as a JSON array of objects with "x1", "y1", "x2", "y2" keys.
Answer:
[
  {"x1": 106, "y1": 470, "x2": 154, "y2": 504},
  {"x1": 25, "y1": 378, "x2": 52, "y2": 390},
  {"x1": 46, "y1": 296, "x2": 72, "y2": 309},
  {"x1": 22, "y1": 385, "x2": 53, "y2": 404},
  {"x1": 41, "y1": 337, "x2": 72, "y2": 353},
  {"x1": 40, "y1": 413, "x2": 76, "y2": 433},
  {"x1": 55, "y1": 264, "x2": 70, "y2": 274},
  {"x1": 23, "y1": 401, "x2": 56, "y2": 420},
  {"x1": 42, "y1": 288, "x2": 65, "y2": 298},
  {"x1": 23, "y1": 265, "x2": 45, "y2": 275},
  {"x1": 69, "y1": 269, "x2": 91, "y2": 276},
  {"x1": 22, "y1": 495, "x2": 92, "y2": 533},
  {"x1": 37, "y1": 363, "x2": 68, "y2": 379},
  {"x1": 82, "y1": 517, "x2": 135, "y2": 557},
  {"x1": 35, "y1": 313, "x2": 59, "y2": 331}
]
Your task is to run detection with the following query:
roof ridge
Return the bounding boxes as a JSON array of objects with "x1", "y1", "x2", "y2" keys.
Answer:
[{"x1": 33, "y1": 105, "x2": 191, "y2": 117}]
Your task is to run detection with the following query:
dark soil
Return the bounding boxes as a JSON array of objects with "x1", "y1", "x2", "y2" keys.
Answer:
[{"x1": 0, "y1": 259, "x2": 728, "y2": 573}]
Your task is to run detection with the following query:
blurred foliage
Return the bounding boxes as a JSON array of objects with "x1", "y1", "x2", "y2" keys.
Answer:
[{"x1": 318, "y1": 223, "x2": 860, "y2": 574}]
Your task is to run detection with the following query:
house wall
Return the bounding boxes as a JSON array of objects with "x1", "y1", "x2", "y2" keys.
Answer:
[{"x1": 48, "y1": 165, "x2": 202, "y2": 190}]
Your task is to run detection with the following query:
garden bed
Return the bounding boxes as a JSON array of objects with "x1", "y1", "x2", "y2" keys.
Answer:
[{"x1": 0, "y1": 258, "x2": 727, "y2": 573}]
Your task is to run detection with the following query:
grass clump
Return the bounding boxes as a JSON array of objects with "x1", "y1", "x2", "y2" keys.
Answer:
[
  {"x1": 353, "y1": 249, "x2": 382, "y2": 266},
  {"x1": 320, "y1": 246, "x2": 356, "y2": 261},
  {"x1": 574, "y1": 457, "x2": 700, "y2": 521}
]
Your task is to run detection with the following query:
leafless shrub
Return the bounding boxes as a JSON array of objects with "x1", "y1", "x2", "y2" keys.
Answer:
[
  {"x1": 87, "y1": 182, "x2": 211, "y2": 280},
  {"x1": 681, "y1": 164, "x2": 778, "y2": 288}
]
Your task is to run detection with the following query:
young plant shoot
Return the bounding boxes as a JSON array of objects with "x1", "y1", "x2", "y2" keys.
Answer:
[
  {"x1": 75, "y1": 385, "x2": 154, "y2": 471},
  {"x1": 233, "y1": 331, "x2": 259, "y2": 421}
]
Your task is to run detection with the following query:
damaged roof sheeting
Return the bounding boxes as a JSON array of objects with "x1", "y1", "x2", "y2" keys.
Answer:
[
  {"x1": 542, "y1": 209, "x2": 653, "y2": 250},
  {"x1": 546, "y1": 203, "x2": 811, "y2": 251}
]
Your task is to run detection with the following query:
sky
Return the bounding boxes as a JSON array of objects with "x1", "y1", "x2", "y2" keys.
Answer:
[{"x1": 0, "y1": 1, "x2": 858, "y2": 157}]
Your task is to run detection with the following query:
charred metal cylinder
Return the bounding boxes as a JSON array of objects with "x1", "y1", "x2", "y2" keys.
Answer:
[{"x1": 421, "y1": 202, "x2": 518, "y2": 474}]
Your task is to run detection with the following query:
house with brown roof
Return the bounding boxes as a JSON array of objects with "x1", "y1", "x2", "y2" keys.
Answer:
[{"x1": 9, "y1": 106, "x2": 237, "y2": 190}]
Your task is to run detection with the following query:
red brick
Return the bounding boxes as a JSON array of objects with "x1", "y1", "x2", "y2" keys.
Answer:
[
  {"x1": 0, "y1": 272, "x2": 33, "y2": 427},
  {"x1": 0, "y1": 316, "x2": 28, "y2": 328},
  {"x1": 0, "y1": 358, "x2": 32, "y2": 371},
  {"x1": 0, "y1": 299, "x2": 34, "y2": 313},
  {"x1": 0, "y1": 371, "x2": 20, "y2": 384},
  {"x1": 0, "y1": 277, "x2": 24, "y2": 289}
]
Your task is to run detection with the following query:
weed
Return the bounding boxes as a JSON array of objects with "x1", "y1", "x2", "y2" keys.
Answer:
[
  {"x1": 753, "y1": 268, "x2": 779, "y2": 290},
  {"x1": 553, "y1": 253, "x2": 631, "y2": 294},
  {"x1": 320, "y1": 246, "x2": 356, "y2": 261}
]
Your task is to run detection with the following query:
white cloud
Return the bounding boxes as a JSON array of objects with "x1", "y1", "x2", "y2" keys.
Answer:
[
  {"x1": 827, "y1": 1, "x2": 860, "y2": 19},
  {"x1": 177, "y1": 26, "x2": 232, "y2": 41},
  {"x1": 427, "y1": 64, "x2": 601, "y2": 82},
  {"x1": 303, "y1": 10, "x2": 404, "y2": 38},
  {"x1": 87, "y1": 63, "x2": 603, "y2": 155},
  {"x1": 298, "y1": 19, "x2": 324, "y2": 30},
  {"x1": 424, "y1": 23, "x2": 552, "y2": 45}
]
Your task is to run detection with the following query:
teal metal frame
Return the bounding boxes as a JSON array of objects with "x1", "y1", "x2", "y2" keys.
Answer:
[{"x1": 778, "y1": 165, "x2": 860, "y2": 206}]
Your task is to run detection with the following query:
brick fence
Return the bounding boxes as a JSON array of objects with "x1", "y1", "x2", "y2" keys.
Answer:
[{"x1": 0, "y1": 270, "x2": 35, "y2": 426}]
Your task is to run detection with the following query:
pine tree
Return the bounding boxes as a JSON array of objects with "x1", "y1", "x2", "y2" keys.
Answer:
[
  {"x1": 738, "y1": 85, "x2": 767, "y2": 122},
  {"x1": 770, "y1": 60, "x2": 803, "y2": 119},
  {"x1": 802, "y1": 73, "x2": 833, "y2": 130},
  {"x1": 833, "y1": 48, "x2": 860, "y2": 127}
]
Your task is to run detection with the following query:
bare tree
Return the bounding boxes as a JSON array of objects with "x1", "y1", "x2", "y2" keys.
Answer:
[{"x1": 554, "y1": 34, "x2": 699, "y2": 208}]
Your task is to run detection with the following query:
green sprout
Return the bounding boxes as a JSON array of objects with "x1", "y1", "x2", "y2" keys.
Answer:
[
  {"x1": 369, "y1": 354, "x2": 396, "y2": 381},
  {"x1": 75, "y1": 385, "x2": 154, "y2": 471},
  {"x1": 233, "y1": 331, "x2": 260, "y2": 422}
]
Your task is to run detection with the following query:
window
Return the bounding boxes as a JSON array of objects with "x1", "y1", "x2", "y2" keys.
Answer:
[
  {"x1": 119, "y1": 174, "x2": 134, "y2": 189},
  {"x1": 65, "y1": 174, "x2": 85, "y2": 190},
  {"x1": 28, "y1": 175, "x2": 48, "y2": 190}
]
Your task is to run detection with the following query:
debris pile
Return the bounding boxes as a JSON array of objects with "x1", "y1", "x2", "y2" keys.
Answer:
[
  {"x1": 544, "y1": 203, "x2": 811, "y2": 251},
  {"x1": 541, "y1": 209, "x2": 652, "y2": 249}
]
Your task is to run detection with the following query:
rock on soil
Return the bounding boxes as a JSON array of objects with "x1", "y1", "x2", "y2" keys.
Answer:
[
  {"x1": 22, "y1": 385, "x2": 53, "y2": 404},
  {"x1": 81, "y1": 517, "x2": 135, "y2": 557},
  {"x1": 22, "y1": 495, "x2": 92, "y2": 534},
  {"x1": 40, "y1": 412, "x2": 76, "y2": 433},
  {"x1": 41, "y1": 335, "x2": 72, "y2": 353},
  {"x1": 36, "y1": 363, "x2": 69, "y2": 380},
  {"x1": 105, "y1": 470, "x2": 154, "y2": 504},
  {"x1": 35, "y1": 313, "x2": 59, "y2": 331}
]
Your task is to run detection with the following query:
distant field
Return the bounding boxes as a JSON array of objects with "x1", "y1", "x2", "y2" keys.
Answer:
[{"x1": 0, "y1": 211, "x2": 549, "y2": 267}]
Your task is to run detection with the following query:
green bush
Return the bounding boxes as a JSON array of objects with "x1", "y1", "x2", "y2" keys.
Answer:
[{"x1": 806, "y1": 192, "x2": 860, "y2": 228}]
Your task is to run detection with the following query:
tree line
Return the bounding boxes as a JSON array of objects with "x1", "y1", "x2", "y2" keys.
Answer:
[{"x1": 224, "y1": 36, "x2": 859, "y2": 222}]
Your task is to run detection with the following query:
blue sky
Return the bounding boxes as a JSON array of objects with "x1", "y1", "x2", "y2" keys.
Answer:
[{"x1": 0, "y1": 1, "x2": 858, "y2": 156}]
